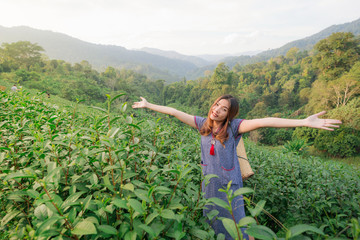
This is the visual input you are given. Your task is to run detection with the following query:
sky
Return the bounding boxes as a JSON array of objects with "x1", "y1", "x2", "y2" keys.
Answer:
[{"x1": 0, "y1": 0, "x2": 359, "y2": 56}]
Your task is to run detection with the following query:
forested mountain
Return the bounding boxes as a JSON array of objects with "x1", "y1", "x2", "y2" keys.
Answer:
[
  {"x1": 1, "y1": 18, "x2": 360, "y2": 82},
  {"x1": 0, "y1": 26, "x2": 198, "y2": 82},
  {"x1": 182, "y1": 18, "x2": 360, "y2": 80},
  {"x1": 221, "y1": 18, "x2": 360, "y2": 70},
  {"x1": 0, "y1": 31, "x2": 359, "y2": 157},
  {"x1": 140, "y1": 47, "x2": 211, "y2": 67}
]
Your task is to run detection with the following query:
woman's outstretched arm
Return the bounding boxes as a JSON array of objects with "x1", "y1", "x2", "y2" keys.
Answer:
[
  {"x1": 132, "y1": 97, "x2": 197, "y2": 128},
  {"x1": 239, "y1": 111, "x2": 342, "y2": 134}
]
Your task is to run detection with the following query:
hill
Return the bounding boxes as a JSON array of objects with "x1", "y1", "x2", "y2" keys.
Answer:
[
  {"x1": 221, "y1": 17, "x2": 360, "y2": 69},
  {"x1": 0, "y1": 26, "x2": 198, "y2": 82},
  {"x1": 140, "y1": 47, "x2": 211, "y2": 67},
  {"x1": 1, "y1": 17, "x2": 360, "y2": 81}
]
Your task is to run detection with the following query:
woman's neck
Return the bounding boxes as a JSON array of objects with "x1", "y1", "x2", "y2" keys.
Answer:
[{"x1": 213, "y1": 121, "x2": 222, "y2": 130}]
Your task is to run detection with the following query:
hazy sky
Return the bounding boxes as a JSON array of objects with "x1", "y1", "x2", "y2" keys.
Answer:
[{"x1": 0, "y1": 0, "x2": 359, "y2": 55}]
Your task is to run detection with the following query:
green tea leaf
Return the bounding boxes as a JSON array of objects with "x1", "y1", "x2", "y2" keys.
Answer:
[
  {"x1": 35, "y1": 216, "x2": 63, "y2": 236},
  {"x1": 98, "y1": 225, "x2": 118, "y2": 235},
  {"x1": 91, "y1": 106, "x2": 107, "y2": 113},
  {"x1": 139, "y1": 224, "x2": 157, "y2": 238},
  {"x1": 288, "y1": 224, "x2": 324, "y2": 237},
  {"x1": 155, "y1": 186, "x2": 172, "y2": 195},
  {"x1": 245, "y1": 225, "x2": 277, "y2": 239},
  {"x1": 4, "y1": 171, "x2": 36, "y2": 181},
  {"x1": 189, "y1": 228, "x2": 210, "y2": 239},
  {"x1": 128, "y1": 199, "x2": 144, "y2": 214},
  {"x1": 161, "y1": 209, "x2": 176, "y2": 220},
  {"x1": 221, "y1": 218, "x2": 238, "y2": 239},
  {"x1": 233, "y1": 187, "x2": 254, "y2": 197},
  {"x1": 112, "y1": 199, "x2": 128, "y2": 209},
  {"x1": 134, "y1": 189, "x2": 151, "y2": 202},
  {"x1": 34, "y1": 204, "x2": 48, "y2": 220},
  {"x1": 61, "y1": 191, "x2": 85, "y2": 211},
  {"x1": 1, "y1": 210, "x2": 21, "y2": 226},
  {"x1": 72, "y1": 220, "x2": 97, "y2": 235},
  {"x1": 248, "y1": 200, "x2": 266, "y2": 217},
  {"x1": 110, "y1": 93, "x2": 126, "y2": 104},
  {"x1": 124, "y1": 231, "x2": 137, "y2": 240},
  {"x1": 123, "y1": 183, "x2": 135, "y2": 192},
  {"x1": 209, "y1": 197, "x2": 229, "y2": 210},
  {"x1": 237, "y1": 216, "x2": 256, "y2": 227},
  {"x1": 145, "y1": 212, "x2": 159, "y2": 225}
]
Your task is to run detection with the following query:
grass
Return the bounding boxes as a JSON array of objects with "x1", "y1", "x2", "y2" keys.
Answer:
[
  {"x1": 307, "y1": 146, "x2": 360, "y2": 168},
  {"x1": 249, "y1": 140, "x2": 360, "y2": 168}
]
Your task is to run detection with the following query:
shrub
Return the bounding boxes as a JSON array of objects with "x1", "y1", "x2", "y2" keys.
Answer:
[
  {"x1": 283, "y1": 139, "x2": 311, "y2": 155},
  {"x1": 245, "y1": 140, "x2": 360, "y2": 238},
  {"x1": 258, "y1": 128, "x2": 293, "y2": 145},
  {"x1": 314, "y1": 127, "x2": 360, "y2": 157},
  {"x1": 292, "y1": 127, "x2": 319, "y2": 143}
]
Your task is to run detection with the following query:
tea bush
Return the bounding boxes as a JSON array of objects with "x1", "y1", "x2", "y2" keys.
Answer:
[
  {"x1": 314, "y1": 127, "x2": 360, "y2": 157},
  {"x1": 245, "y1": 140, "x2": 360, "y2": 238},
  {"x1": 0, "y1": 90, "x2": 216, "y2": 239},
  {"x1": 1, "y1": 90, "x2": 359, "y2": 239}
]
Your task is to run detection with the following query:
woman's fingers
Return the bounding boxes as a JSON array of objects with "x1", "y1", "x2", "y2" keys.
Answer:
[
  {"x1": 132, "y1": 97, "x2": 147, "y2": 108},
  {"x1": 319, "y1": 118, "x2": 342, "y2": 131},
  {"x1": 313, "y1": 111, "x2": 327, "y2": 118}
]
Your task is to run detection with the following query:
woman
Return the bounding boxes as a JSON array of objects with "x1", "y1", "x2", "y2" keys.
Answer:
[{"x1": 132, "y1": 95, "x2": 342, "y2": 239}]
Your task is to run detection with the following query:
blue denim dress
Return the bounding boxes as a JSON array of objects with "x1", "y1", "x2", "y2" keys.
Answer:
[{"x1": 195, "y1": 116, "x2": 249, "y2": 240}]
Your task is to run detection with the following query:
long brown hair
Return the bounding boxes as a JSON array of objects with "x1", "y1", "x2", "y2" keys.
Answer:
[{"x1": 199, "y1": 95, "x2": 239, "y2": 145}]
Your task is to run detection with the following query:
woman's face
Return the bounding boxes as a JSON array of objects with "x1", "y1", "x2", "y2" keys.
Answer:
[{"x1": 210, "y1": 99, "x2": 230, "y2": 122}]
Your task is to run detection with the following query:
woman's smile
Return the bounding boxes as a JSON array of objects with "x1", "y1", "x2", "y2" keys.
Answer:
[{"x1": 210, "y1": 99, "x2": 230, "y2": 121}]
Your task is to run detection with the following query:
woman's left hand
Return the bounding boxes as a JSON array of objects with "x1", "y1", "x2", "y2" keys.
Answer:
[{"x1": 305, "y1": 111, "x2": 342, "y2": 131}]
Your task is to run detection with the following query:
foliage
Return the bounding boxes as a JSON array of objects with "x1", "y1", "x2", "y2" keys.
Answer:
[
  {"x1": 292, "y1": 127, "x2": 319, "y2": 143},
  {"x1": 283, "y1": 139, "x2": 311, "y2": 155},
  {"x1": 313, "y1": 32, "x2": 360, "y2": 80},
  {"x1": 0, "y1": 41, "x2": 44, "y2": 71},
  {"x1": 1, "y1": 90, "x2": 360, "y2": 239},
  {"x1": 326, "y1": 97, "x2": 360, "y2": 130},
  {"x1": 245, "y1": 140, "x2": 360, "y2": 238},
  {"x1": 0, "y1": 90, "x2": 215, "y2": 239},
  {"x1": 256, "y1": 128, "x2": 294, "y2": 146},
  {"x1": 314, "y1": 127, "x2": 360, "y2": 157}
]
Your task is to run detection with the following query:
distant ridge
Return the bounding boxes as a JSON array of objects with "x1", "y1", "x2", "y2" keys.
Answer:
[
  {"x1": 256, "y1": 18, "x2": 360, "y2": 59},
  {"x1": 1, "y1": 17, "x2": 360, "y2": 81},
  {"x1": 140, "y1": 47, "x2": 210, "y2": 68},
  {"x1": 221, "y1": 17, "x2": 360, "y2": 69},
  {"x1": 0, "y1": 26, "x2": 198, "y2": 82}
]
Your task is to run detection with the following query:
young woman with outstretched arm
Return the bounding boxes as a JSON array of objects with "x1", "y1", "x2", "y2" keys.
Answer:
[{"x1": 132, "y1": 95, "x2": 342, "y2": 240}]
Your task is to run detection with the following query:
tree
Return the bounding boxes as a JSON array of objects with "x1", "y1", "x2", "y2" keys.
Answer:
[
  {"x1": 0, "y1": 41, "x2": 44, "y2": 70},
  {"x1": 285, "y1": 47, "x2": 300, "y2": 65},
  {"x1": 328, "y1": 62, "x2": 360, "y2": 107},
  {"x1": 209, "y1": 62, "x2": 231, "y2": 96},
  {"x1": 313, "y1": 32, "x2": 360, "y2": 79}
]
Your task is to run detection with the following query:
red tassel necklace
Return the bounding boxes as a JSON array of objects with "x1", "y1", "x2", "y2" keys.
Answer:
[{"x1": 210, "y1": 126, "x2": 221, "y2": 155}]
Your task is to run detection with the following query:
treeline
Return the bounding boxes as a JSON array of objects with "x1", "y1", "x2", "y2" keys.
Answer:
[
  {"x1": 0, "y1": 41, "x2": 165, "y2": 105},
  {"x1": 1, "y1": 32, "x2": 359, "y2": 157},
  {"x1": 162, "y1": 32, "x2": 360, "y2": 157}
]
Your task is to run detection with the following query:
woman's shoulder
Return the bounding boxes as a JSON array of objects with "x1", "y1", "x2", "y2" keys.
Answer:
[
  {"x1": 194, "y1": 116, "x2": 207, "y2": 130},
  {"x1": 230, "y1": 118, "x2": 244, "y2": 127},
  {"x1": 229, "y1": 118, "x2": 244, "y2": 136}
]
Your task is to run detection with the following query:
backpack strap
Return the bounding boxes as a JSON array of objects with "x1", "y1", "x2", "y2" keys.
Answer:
[{"x1": 229, "y1": 121, "x2": 249, "y2": 161}]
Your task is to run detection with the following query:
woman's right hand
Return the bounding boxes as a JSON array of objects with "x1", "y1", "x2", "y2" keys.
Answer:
[{"x1": 132, "y1": 97, "x2": 148, "y2": 108}]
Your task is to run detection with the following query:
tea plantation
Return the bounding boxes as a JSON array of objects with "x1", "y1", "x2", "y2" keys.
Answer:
[{"x1": 1, "y1": 90, "x2": 359, "y2": 239}]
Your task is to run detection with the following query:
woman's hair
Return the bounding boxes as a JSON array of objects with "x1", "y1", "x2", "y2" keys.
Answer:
[{"x1": 199, "y1": 95, "x2": 239, "y2": 145}]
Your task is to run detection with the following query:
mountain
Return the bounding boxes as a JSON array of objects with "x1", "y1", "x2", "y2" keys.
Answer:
[
  {"x1": 222, "y1": 17, "x2": 360, "y2": 69},
  {"x1": 0, "y1": 26, "x2": 199, "y2": 82},
  {"x1": 1, "y1": 18, "x2": 360, "y2": 82},
  {"x1": 139, "y1": 47, "x2": 211, "y2": 67}
]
